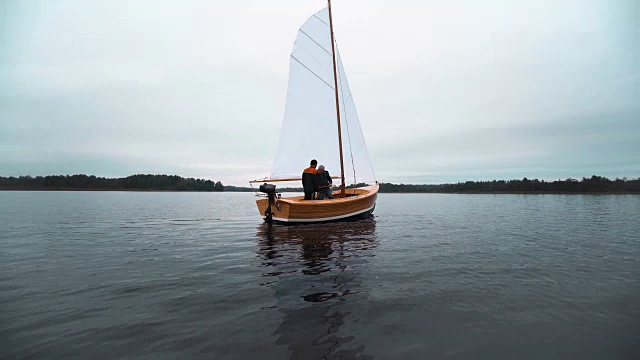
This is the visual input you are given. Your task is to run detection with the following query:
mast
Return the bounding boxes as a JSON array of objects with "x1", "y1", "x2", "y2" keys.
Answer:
[{"x1": 327, "y1": 0, "x2": 346, "y2": 197}]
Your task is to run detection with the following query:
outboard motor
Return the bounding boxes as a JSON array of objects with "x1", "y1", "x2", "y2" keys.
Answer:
[
  {"x1": 259, "y1": 183, "x2": 280, "y2": 224},
  {"x1": 259, "y1": 183, "x2": 276, "y2": 195}
]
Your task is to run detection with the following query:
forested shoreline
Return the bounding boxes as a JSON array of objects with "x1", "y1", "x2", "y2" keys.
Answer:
[
  {"x1": 378, "y1": 176, "x2": 639, "y2": 193},
  {"x1": 0, "y1": 174, "x2": 638, "y2": 193},
  {"x1": 0, "y1": 174, "x2": 226, "y2": 191}
]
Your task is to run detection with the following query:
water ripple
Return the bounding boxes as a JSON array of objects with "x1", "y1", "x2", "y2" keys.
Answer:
[{"x1": 0, "y1": 192, "x2": 639, "y2": 359}]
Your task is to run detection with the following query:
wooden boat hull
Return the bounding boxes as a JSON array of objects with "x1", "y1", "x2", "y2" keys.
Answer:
[{"x1": 256, "y1": 184, "x2": 378, "y2": 224}]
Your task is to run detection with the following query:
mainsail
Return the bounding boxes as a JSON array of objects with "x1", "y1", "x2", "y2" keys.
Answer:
[{"x1": 269, "y1": 8, "x2": 376, "y2": 185}]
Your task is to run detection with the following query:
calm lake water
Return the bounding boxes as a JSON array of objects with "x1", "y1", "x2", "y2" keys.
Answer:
[{"x1": 1, "y1": 191, "x2": 639, "y2": 359}]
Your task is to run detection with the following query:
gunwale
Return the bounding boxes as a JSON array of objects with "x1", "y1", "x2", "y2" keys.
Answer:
[{"x1": 256, "y1": 184, "x2": 378, "y2": 224}]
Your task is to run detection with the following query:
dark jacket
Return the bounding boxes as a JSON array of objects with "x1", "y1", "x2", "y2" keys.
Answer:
[
  {"x1": 302, "y1": 168, "x2": 316, "y2": 193},
  {"x1": 314, "y1": 171, "x2": 332, "y2": 189}
]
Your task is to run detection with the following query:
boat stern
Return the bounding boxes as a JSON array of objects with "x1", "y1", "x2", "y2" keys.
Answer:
[{"x1": 256, "y1": 197, "x2": 290, "y2": 219}]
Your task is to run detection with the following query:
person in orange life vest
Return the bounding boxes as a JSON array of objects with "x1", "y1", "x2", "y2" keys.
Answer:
[{"x1": 301, "y1": 159, "x2": 317, "y2": 200}]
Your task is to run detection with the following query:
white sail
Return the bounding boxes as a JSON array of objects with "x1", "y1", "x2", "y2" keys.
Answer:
[
  {"x1": 336, "y1": 49, "x2": 376, "y2": 186},
  {"x1": 269, "y1": 8, "x2": 376, "y2": 185}
]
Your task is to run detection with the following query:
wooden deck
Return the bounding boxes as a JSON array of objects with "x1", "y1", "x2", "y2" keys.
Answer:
[{"x1": 256, "y1": 184, "x2": 378, "y2": 223}]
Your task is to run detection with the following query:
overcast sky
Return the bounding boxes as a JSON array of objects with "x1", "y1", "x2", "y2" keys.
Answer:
[{"x1": 2, "y1": 0, "x2": 639, "y2": 185}]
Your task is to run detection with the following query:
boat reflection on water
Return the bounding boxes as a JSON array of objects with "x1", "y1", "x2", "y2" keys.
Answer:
[{"x1": 255, "y1": 217, "x2": 378, "y2": 359}]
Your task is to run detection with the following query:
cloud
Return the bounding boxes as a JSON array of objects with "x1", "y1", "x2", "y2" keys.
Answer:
[
  {"x1": 372, "y1": 110, "x2": 639, "y2": 183},
  {"x1": 1, "y1": 0, "x2": 639, "y2": 185}
]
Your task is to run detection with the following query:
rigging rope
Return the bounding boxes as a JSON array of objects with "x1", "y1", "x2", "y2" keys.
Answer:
[
  {"x1": 336, "y1": 48, "x2": 357, "y2": 194},
  {"x1": 336, "y1": 50, "x2": 376, "y2": 185}
]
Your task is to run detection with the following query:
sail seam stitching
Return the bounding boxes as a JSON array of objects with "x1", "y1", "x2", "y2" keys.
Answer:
[
  {"x1": 290, "y1": 55, "x2": 334, "y2": 90},
  {"x1": 298, "y1": 29, "x2": 331, "y2": 55},
  {"x1": 313, "y1": 14, "x2": 330, "y2": 27}
]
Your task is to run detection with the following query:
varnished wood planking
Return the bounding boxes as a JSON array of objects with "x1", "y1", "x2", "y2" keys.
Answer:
[
  {"x1": 255, "y1": 184, "x2": 378, "y2": 220},
  {"x1": 286, "y1": 192, "x2": 376, "y2": 219}
]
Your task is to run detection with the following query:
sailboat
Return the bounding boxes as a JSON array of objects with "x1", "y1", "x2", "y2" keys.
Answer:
[{"x1": 250, "y1": 0, "x2": 378, "y2": 224}]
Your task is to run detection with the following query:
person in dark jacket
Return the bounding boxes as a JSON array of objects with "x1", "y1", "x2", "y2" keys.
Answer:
[
  {"x1": 302, "y1": 159, "x2": 317, "y2": 200},
  {"x1": 315, "y1": 165, "x2": 333, "y2": 200}
]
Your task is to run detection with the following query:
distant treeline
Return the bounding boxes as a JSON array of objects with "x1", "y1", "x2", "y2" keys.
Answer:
[
  {"x1": 1, "y1": 174, "x2": 638, "y2": 193},
  {"x1": 0, "y1": 174, "x2": 224, "y2": 191},
  {"x1": 378, "y1": 176, "x2": 640, "y2": 193}
]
